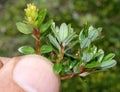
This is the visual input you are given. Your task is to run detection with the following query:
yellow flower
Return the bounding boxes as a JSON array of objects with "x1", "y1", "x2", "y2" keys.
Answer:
[{"x1": 24, "y1": 3, "x2": 39, "y2": 27}]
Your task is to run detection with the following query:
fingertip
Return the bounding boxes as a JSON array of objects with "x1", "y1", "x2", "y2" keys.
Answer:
[{"x1": 13, "y1": 55, "x2": 60, "y2": 92}]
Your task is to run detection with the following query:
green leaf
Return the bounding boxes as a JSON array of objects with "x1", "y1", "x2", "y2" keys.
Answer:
[
  {"x1": 48, "y1": 34, "x2": 61, "y2": 51},
  {"x1": 65, "y1": 53, "x2": 78, "y2": 59},
  {"x1": 103, "y1": 53, "x2": 115, "y2": 62},
  {"x1": 41, "y1": 45, "x2": 52, "y2": 54},
  {"x1": 18, "y1": 46, "x2": 35, "y2": 54},
  {"x1": 73, "y1": 63, "x2": 81, "y2": 73},
  {"x1": 94, "y1": 49, "x2": 104, "y2": 62},
  {"x1": 40, "y1": 19, "x2": 53, "y2": 33},
  {"x1": 85, "y1": 62, "x2": 101, "y2": 68},
  {"x1": 79, "y1": 29, "x2": 85, "y2": 42},
  {"x1": 51, "y1": 26, "x2": 61, "y2": 44},
  {"x1": 16, "y1": 22, "x2": 33, "y2": 34},
  {"x1": 92, "y1": 46, "x2": 97, "y2": 54},
  {"x1": 62, "y1": 64, "x2": 72, "y2": 74},
  {"x1": 62, "y1": 32, "x2": 77, "y2": 47},
  {"x1": 59, "y1": 23, "x2": 68, "y2": 42},
  {"x1": 82, "y1": 51, "x2": 93, "y2": 62},
  {"x1": 53, "y1": 63, "x2": 62, "y2": 74},
  {"x1": 88, "y1": 26, "x2": 99, "y2": 41},
  {"x1": 65, "y1": 40, "x2": 79, "y2": 52},
  {"x1": 38, "y1": 9, "x2": 47, "y2": 26},
  {"x1": 80, "y1": 37, "x2": 91, "y2": 48},
  {"x1": 100, "y1": 60, "x2": 117, "y2": 69},
  {"x1": 69, "y1": 60, "x2": 77, "y2": 69}
]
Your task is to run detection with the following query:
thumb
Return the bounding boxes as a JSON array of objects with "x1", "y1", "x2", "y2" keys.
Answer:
[
  {"x1": 13, "y1": 55, "x2": 60, "y2": 92},
  {"x1": 0, "y1": 57, "x2": 11, "y2": 67}
]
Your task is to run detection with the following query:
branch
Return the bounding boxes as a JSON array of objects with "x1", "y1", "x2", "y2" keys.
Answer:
[
  {"x1": 33, "y1": 29, "x2": 40, "y2": 55},
  {"x1": 61, "y1": 66, "x2": 96, "y2": 80},
  {"x1": 61, "y1": 73, "x2": 79, "y2": 80}
]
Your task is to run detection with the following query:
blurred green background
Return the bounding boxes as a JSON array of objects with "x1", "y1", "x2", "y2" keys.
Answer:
[{"x1": 0, "y1": 0, "x2": 120, "y2": 92}]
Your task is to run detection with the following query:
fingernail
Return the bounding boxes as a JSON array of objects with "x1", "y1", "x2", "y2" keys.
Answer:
[{"x1": 13, "y1": 55, "x2": 60, "y2": 92}]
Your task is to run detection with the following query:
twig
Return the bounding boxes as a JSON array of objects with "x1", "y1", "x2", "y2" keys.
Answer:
[
  {"x1": 33, "y1": 29, "x2": 40, "y2": 54},
  {"x1": 61, "y1": 64, "x2": 96, "y2": 80},
  {"x1": 61, "y1": 73, "x2": 79, "y2": 80}
]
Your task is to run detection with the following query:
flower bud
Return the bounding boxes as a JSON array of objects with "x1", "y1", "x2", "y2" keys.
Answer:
[{"x1": 24, "y1": 3, "x2": 38, "y2": 27}]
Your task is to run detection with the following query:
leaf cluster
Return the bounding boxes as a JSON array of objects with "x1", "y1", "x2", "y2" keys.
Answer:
[{"x1": 16, "y1": 4, "x2": 117, "y2": 79}]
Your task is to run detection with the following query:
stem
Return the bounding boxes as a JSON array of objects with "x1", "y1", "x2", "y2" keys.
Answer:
[
  {"x1": 33, "y1": 29, "x2": 40, "y2": 55},
  {"x1": 61, "y1": 73, "x2": 78, "y2": 80},
  {"x1": 80, "y1": 63, "x2": 86, "y2": 73},
  {"x1": 61, "y1": 63, "x2": 93, "y2": 80},
  {"x1": 56, "y1": 45, "x2": 64, "y2": 63}
]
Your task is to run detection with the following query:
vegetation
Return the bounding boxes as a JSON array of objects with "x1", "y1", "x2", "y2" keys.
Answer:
[{"x1": 0, "y1": 0, "x2": 120, "y2": 92}]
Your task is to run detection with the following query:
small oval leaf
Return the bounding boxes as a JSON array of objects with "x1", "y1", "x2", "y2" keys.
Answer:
[
  {"x1": 62, "y1": 32, "x2": 77, "y2": 47},
  {"x1": 100, "y1": 60, "x2": 117, "y2": 69},
  {"x1": 51, "y1": 25, "x2": 61, "y2": 44},
  {"x1": 59, "y1": 23, "x2": 68, "y2": 42},
  {"x1": 38, "y1": 9, "x2": 47, "y2": 26},
  {"x1": 97, "y1": 49, "x2": 104, "y2": 62},
  {"x1": 40, "y1": 19, "x2": 53, "y2": 33},
  {"x1": 16, "y1": 22, "x2": 33, "y2": 34},
  {"x1": 73, "y1": 63, "x2": 80, "y2": 73},
  {"x1": 18, "y1": 46, "x2": 35, "y2": 54},
  {"x1": 82, "y1": 52, "x2": 93, "y2": 62},
  {"x1": 79, "y1": 29, "x2": 85, "y2": 42},
  {"x1": 88, "y1": 26, "x2": 99, "y2": 41},
  {"x1": 80, "y1": 37, "x2": 91, "y2": 48},
  {"x1": 53, "y1": 63, "x2": 62, "y2": 74},
  {"x1": 103, "y1": 53, "x2": 115, "y2": 62},
  {"x1": 48, "y1": 34, "x2": 61, "y2": 51},
  {"x1": 41, "y1": 45, "x2": 52, "y2": 54},
  {"x1": 85, "y1": 62, "x2": 100, "y2": 68},
  {"x1": 69, "y1": 60, "x2": 77, "y2": 69}
]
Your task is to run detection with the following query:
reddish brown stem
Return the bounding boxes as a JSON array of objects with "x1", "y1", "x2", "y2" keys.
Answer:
[
  {"x1": 61, "y1": 63, "x2": 94, "y2": 80},
  {"x1": 80, "y1": 63, "x2": 86, "y2": 73},
  {"x1": 61, "y1": 73, "x2": 78, "y2": 80},
  {"x1": 33, "y1": 29, "x2": 40, "y2": 55}
]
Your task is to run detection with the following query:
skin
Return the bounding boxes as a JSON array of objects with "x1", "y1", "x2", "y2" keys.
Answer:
[{"x1": 0, "y1": 55, "x2": 60, "y2": 92}]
